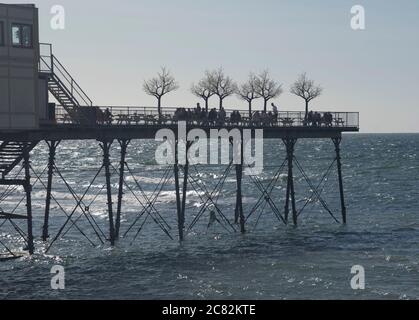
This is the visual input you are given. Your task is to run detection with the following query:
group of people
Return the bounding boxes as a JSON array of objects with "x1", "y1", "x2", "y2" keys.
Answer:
[
  {"x1": 251, "y1": 110, "x2": 279, "y2": 126},
  {"x1": 230, "y1": 110, "x2": 242, "y2": 124},
  {"x1": 173, "y1": 104, "x2": 232, "y2": 125},
  {"x1": 96, "y1": 108, "x2": 113, "y2": 125},
  {"x1": 306, "y1": 111, "x2": 334, "y2": 127},
  {"x1": 93, "y1": 103, "x2": 336, "y2": 128},
  {"x1": 173, "y1": 103, "x2": 282, "y2": 126}
]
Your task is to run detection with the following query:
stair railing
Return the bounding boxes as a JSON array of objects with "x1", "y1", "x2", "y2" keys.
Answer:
[
  {"x1": 51, "y1": 56, "x2": 93, "y2": 107},
  {"x1": 39, "y1": 43, "x2": 93, "y2": 107}
]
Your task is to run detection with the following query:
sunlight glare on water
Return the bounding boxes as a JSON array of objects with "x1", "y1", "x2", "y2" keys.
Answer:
[{"x1": 1, "y1": 134, "x2": 419, "y2": 299}]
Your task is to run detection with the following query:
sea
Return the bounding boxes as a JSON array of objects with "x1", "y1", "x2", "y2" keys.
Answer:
[{"x1": 0, "y1": 133, "x2": 418, "y2": 300}]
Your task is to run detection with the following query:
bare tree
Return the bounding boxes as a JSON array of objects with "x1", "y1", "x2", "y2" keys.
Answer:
[
  {"x1": 255, "y1": 70, "x2": 283, "y2": 112},
  {"x1": 207, "y1": 68, "x2": 237, "y2": 109},
  {"x1": 191, "y1": 75, "x2": 214, "y2": 112},
  {"x1": 237, "y1": 73, "x2": 260, "y2": 117},
  {"x1": 143, "y1": 67, "x2": 179, "y2": 117},
  {"x1": 290, "y1": 73, "x2": 323, "y2": 121}
]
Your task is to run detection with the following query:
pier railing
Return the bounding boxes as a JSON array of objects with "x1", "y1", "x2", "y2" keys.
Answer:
[{"x1": 53, "y1": 105, "x2": 359, "y2": 129}]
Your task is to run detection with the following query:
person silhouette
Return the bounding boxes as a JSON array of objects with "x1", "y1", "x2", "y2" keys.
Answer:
[{"x1": 271, "y1": 103, "x2": 278, "y2": 114}]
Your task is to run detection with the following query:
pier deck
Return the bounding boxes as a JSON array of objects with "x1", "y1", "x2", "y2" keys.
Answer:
[{"x1": 0, "y1": 107, "x2": 359, "y2": 141}]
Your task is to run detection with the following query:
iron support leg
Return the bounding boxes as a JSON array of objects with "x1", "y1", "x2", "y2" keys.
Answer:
[
  {"x1": 333, "y1": 138, "x2": 347, "y2": 224},
  {"x1": 284, "y1": 138, "x2": 298, "y2": 226},
  {"x1": 174, "y1": 139, "x2": 183, "y2": 241},
  {"x1": 234, "y1": 138, "x2": 245, "y2": 232},
  {"x1": 284, "y1": 174, "x2": 290, "y2": 224},
  {"x1": 43, "y1": 141, "x2": 58, "y2": 241},
  {"x1": 115, "y1": 139, "x2": 129, "y2": 239},
  {"x1": 23, "y1": 146, "x2": 34, "y2": 255},
  {"x1": 234, "y1": 164, "x2": 240, "y2": 224},
  {"x1": 101, "y1": 141, "x2": 115, "y2": 245},
  {"x1": 236, "y1": 163, "x2": 245, "y2": 233},
  {"x1": 180, "y1": 161, "x2": 189, "y2": 238},
  {"x1": 175, "y1": 140, "x2": 190, "y2": 242},
  {"x1": 174, "y1": 163, "x2": 183, "y2": 241}
]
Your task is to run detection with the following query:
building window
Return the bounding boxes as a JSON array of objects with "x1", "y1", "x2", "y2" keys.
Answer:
[
  {"x1": 0, "y1": 21, "x2": 4, "y2": 46},
  {"x1": 11, "y1": 23, "x2": 33, "y2": 48}
]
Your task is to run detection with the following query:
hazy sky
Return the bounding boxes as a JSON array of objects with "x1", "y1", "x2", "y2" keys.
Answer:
[{"x1": 8, "y1": 0, "x2": 419, "y2": 132}]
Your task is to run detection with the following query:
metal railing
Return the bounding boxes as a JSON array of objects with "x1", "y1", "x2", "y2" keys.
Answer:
[
  {"x1": 52, "y1": 105, "x2": 359, "y2": 129},
  {"x1": 39, "y1": 43, "x2": 93, "y2": 107}
]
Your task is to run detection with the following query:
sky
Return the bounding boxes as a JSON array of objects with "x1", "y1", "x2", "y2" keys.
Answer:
[{"x1": 7, "y1": 0, "x2": 419, "y2": 132}]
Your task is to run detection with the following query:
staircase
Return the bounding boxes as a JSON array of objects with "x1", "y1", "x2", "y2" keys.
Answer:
[
  {"x1": 0, "y1": 45, "x2": 92, "y2": 177},
  {"x1": 0, "y1": 141, "x2": 38, "y2": 178},
  {"x1": 39, "y1": 43, "x2": 93, "y2": 122}
]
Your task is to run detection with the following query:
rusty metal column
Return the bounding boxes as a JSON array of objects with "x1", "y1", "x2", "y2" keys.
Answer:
[
  {"x1": 333, "y1": 137, "x2": 347, "y2": 224},
  {"x1": 115, "y1": 139, "x2": 130, "y2": 239},
  {"x1": 23, "y1": 144, "x2": 34, "y2": 255},
  {"x1": 42, "y1": 140, "x2": 59, "y2": 241},
  {"x1": 101, "y1": 140, "x2": 115, "y2": 245}
]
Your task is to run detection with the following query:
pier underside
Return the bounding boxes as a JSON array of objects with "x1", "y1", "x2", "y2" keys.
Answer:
[
  {"x1": 0, "y1": 123, "x2": 357, "y2": 141},
  {"x1": 0, "y1": 123, "x2": 356, "y2": 257}
]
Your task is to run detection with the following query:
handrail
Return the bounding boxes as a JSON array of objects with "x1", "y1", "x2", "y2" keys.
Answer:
[
  {"x1": 52, "y1": 69, "x2": 83, "y2": 107},
  {"x1": 38, "y1": 43, "x2": 93, "y2": 107},
  {"x1": 39, "y1": 43, "x2": 53, "y2": 73},
  {"x1": 51, "y1": 55, "x2": 93, "y2": 106},
  {"x1": 53, "y1": 105, "x2": 360, "y2": 129}
]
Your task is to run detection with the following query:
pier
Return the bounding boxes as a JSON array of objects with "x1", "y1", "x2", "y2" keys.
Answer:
[
  {"x1": 0, "y1": 3, "x2": 359, "y2": 259},
  {"x1": 0, "y1": 106, "x2": 359, "y2": 258}
]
